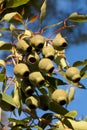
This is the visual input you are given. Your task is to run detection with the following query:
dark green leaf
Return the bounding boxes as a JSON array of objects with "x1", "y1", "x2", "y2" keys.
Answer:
[
  {"x1": 6, "y1": 0, "x2": 30, "y2": 8},
  {"x1": 73, "y1": 59, "x2": 87, "y2": 67},
  {"x1": 31, "y1": 125, "x2": 43, "y2": 130},
  {"x1": 62, "y1": 118, "x2": 74, "y2": 129},
  {"x1": 68, "y1": 12, "x2": 87, "y2": 23},
  {"x1": 49, "y1": 101, "x2": 68, "y2": 115},
  {"x1": 0, "y1": 41, "x2": 12, "y2": 50},
  {"x1": 80, "y1": 65, "x2": 87, "y2": 77},
  {"x1": 45, "y1": 75, "x2": 67, "y2": 88},
  {"x1": 0, "y1": 74, "x2": 6, "y2": 82},
  {"x1": 38, "y1": 113, "x2": 53, "y2": 129}
]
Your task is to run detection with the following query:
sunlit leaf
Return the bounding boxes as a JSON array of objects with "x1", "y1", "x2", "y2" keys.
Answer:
[
  {"x1": 68, "y1": 12, "x2": 87, "y2": 22},
  {"x1": 6, "y1": 0, "x2": 30, "y2": 8},
  {"x1": 40, "y1": 0, "x2": 47, "y2": 24},
  {"x1": 29, "y1": 15, "x2": 39, "y2": 23},
  {"x1": 1, "y1": 12, "x2": 23, "y2": 22},
  {"x1": 68, "y1": 87, "x2": 75, "y2": 103},
  {"x1": 31, "y1": 125, "x2": 43, "y2": 130},
  {"x1": 0, "y1": 59, "x2": 5, "y2": 68},
  {"x1": 0, "y1": 93, "x2": 17, "y2": 108},
  {"x1": 64, "y1": 110, "x2": 78, "y2": 119},
  {"x1": 0, "y1": 41, "x2": 12, "y2": 50},
  {"x1": 9, "y1": 118, "x2": 28, "y2": 125}
]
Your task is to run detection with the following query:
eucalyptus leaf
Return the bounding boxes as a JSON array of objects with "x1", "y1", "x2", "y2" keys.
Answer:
[
  {"x1": 40, "y1": 0, "x2": 47, "y2": 24},
  {"x1": 0, "y1": 74, "x2": 6, "y2": 82},
  {"x1": 64, "y1": 110, "x2": 78, "y2": 119},
  {"x1": 1, "y1": 12, "x2": 22, "y2": 22},
  {"x1": 68, "y1": 12, "x2": 87, "y2": 22},
  {"x1": 0, "y1": 59, "x2": 6, "y2": 67},
  {"x1": 73, "y1": 59, "x2": 87, "y2": 67},
  {"x1": 0, "y1": 93, "x2": 17, "y2": 108},
  {"x1": 49, "y1": 101, "x2": 68, "y2": 115},
  {"x1": 6, "y1": 0, "x2": 30, "y2": 8},
  {"x1": 9, "y1": 118, "x2": 28, "y2": 125},
  {"x1": 0, "y1": 41, "x2": 12, "y2": 50}
]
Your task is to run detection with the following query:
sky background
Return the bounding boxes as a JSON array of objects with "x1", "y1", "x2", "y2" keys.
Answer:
[{"x1": 1, "y1": 0, "x2": 87, "y2": 127}]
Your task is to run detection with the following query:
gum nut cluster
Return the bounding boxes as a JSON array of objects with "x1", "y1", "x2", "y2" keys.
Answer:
[{"x1": 13, "y1": 32, "x2": 80, "y2": 110}]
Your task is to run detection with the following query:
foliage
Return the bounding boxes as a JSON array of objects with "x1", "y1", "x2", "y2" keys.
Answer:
[{"x1": 0, "y1": 0, "x2": 87, "y2": 130}]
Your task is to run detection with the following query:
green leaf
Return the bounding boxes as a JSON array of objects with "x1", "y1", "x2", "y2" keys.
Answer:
[
  {"x1": 68, "y1": 87, "x2": 75, "y2": 103},
  {"x1": 40, "y1": 0, "x2": 47, "y2": 24},
  {"x1": 62, "y1": 118, "x2": 74, "y2": 129},
  {"x1": 73, "y1": 59, "x2": 87, "y2": 67},
  {"x1": 68, "y1": 12, "x2": 87, "y2": 23},
  {"x1": 1, "y1": 12, "x2": 23, "y2": 22},
  {"x1": 6, "y1": 0, "x2": 30, "y2": 8},
  {"x1": 31, "y1": 125, "x2": 43, "y2": 130},
  {"x1": 9, "y1": 118, "x2": 28, "y2": 125},
  {"x1": 0, "y1": 74, "x2": 6, "y2": 82},
  {"x1": 49, "y1": 101, "x2": 68, "y2": 115},
  {"x1": 0, "y1": 93, "x2": 17, "y2": 108},
  {"x1": 64, "y1": 110, "x2": 78, "y2": 119},
  {"x1": 0, "y1": 59, "x2": 6, "y2": 67},
  {"x1": 45, "y1": 75, "x2": 67, "y2": 88},
  {"x1": 0, "y1": 41, "x2": 12, "y2": 50},
  {"x1": 80, "y1": 65, "x2": 87, "y2": 76},
  {"x1": 38, "y1": 113, "x2": 53, "y2": 129}
]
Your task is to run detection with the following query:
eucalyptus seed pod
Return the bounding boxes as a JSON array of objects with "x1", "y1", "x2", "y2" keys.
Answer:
[
  {"x1": 53, "y1": 33, "x2": 68, "y2": 50},
  {"x1": 29, "y1": 71, "x2": 45, "y2": 86},
  {"x1": 27, "y1": 51, "x2": 40, "y2": 65},
  {"x1": 16, "y1": 39, "x2": 32, "y2": 53},
  {"x1": 51, "y1": 89, "x2": 68, "y2": 105},
  {"x1": 25, "y1": 95, "x2": 40, "y2": 109},
  {"x1": 39, "y1": 95, "x2": 49, "y2": 110},
  {"x1": 30, "y1": 35, "x2": 46, "y2": 50},
  {"x1": 38, "y1": 58, "x2": 54, "y2": 74},
  {"x1": 21, "y1": 78, "x2": 34, "y2": 96},
  {"x1": 42, "y1": 45, "x2": 55, "y2": 60},
  {"x1": 14, "y1": 63, "x2": 29, "y2": 78},
  {"x1": 65, "y1": 67, "x2": 81, "y2": 82}
]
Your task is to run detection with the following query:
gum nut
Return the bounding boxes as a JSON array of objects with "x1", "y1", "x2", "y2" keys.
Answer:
[
  {"x1": 30, "y1": 35, "x2": 46, "y2": 49},
  {"x1": 14, "y1": 63, "x2": 29, "y2": 78},
  {"x1": 38, "y1": 58, "x2": 54, "y2": 73},
  {"x1": 25, "y1": 96, "x2": 39, "y2": 109},
  {"x1": 42, "y1": 45, "x2": 55, "y2": 60},
  {"x1": 51, "y1": 89, "x2": 68, "y2": 105},
  {"x1": 29, "y1": 72, "x2": 45, "y2": 86},
  {"x1": 53, "y1": 33, "x2": 68, "y2": 50},
  {"x1": 16, "y1": 39, "x2": 32, "y2": 53},
  {"x1": 66, "y1": 67, "x2": 81, "y2": 82},
  {"x1": 27, "y1": 51, "x2": 40, "y2": 65}
]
